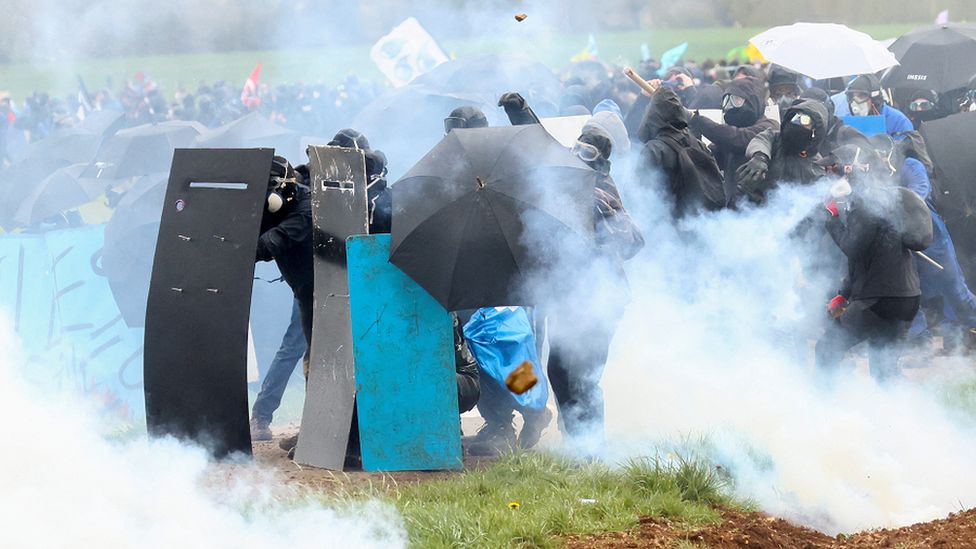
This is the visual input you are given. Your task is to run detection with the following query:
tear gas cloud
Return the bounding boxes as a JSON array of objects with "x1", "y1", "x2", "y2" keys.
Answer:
[
  {"x1": 0, "y1": 314, "x2": 405, "y2": 549},
  {"x1": 524, "y1": 157, "x2": 976, "y2": 534}
]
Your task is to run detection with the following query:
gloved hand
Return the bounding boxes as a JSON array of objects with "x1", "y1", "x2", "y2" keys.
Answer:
[
  {"x1": 498, "y1": 92, "x2": 526, "y2": 110},
  {"x1": 825, "y1": 199, "x2": 839, "y2": 217},
  {"x1": 827, "y1": 295, "x2": 849, "y2": 318},
  {"x1": 736, "y1": 152, "x2": 769, "y2": 186}
]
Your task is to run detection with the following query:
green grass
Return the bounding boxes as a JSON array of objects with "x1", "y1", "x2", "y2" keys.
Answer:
[
  {"x1": 0, "y1": 24, "x2": 921, "y2": 102},
  {"x1": 321, "y1": 450, "x2": 736, "y2": 549}
]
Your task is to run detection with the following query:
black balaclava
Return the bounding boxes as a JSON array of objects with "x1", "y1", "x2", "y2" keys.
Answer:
[
  {"x1": 578, "y1": 126, "x2": 613, "y2": 174},
  {"x1": 722, "y1": 76, "x2": 764, "y2": 128},
  {"x1": 905, "y1": 89, "x2": 943, "y2": 128}
]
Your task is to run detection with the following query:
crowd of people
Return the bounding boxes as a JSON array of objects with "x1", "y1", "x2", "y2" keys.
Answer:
[
  {"x1": 5, "y1": 41, "x2": 974, "y2": 466},
  {"x1": 246, "y1": 53, "x2": 976, "y2": 465}
]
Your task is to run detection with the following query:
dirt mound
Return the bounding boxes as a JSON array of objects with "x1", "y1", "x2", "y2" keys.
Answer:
[{"x1": 565, "y1": 507, "x2": 976, "y2": 548}]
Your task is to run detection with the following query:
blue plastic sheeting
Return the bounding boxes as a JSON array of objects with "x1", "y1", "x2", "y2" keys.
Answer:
[
  {"x1": 0, "y1": 225, "x2": 145, "y2": 423},
  {"x1": 842, "y1": 115, "x2": 886, "y2": 136},
  {"x1": 463, "y1": 307, "x2": 548, "y2": 410},
  {"x1": 0, "y1": 225, "x2": 296, "y2": 428},
  {"x1": 347, "y1": 234, "x2": 462, "y2": 472}
]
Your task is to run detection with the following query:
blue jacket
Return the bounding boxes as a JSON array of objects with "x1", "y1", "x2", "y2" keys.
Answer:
[
  {"x1": 899, "y1": 158, "x2": 932, "y2": 202},
  {"x1": 882, "y1": 104, "x2": 913, "y2": 139}
]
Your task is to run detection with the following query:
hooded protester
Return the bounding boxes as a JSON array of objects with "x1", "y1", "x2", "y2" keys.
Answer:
[
  {"x1": 327, "y1": 127, "x2": 370, "y2": 150},
  {"x1": 638, "y1": 86, "x2": 725, "y2": 217},
  {"x1": 799, "y1": 87, "x2": 867, "y2": 157},
  {"x1": 846, "y1": 74, "x2": 913, "y2": 138},
  {"x1": 257, "y1": 156, "x2": 313, "y2": 349},
  {"x1": 767, "y1": 65, "x2": 804, "y2": 118},
  {"x1": 688, "y1": 76, "x2": 778, "y2": 205},
  {"x1": 815, "y1": 144, "x2": 925, "y2": 382},
  {"x1": 363, "y1": 148, "x2": 392, "y2": 234},
  {"x1": 582, "y1": 101, "x2": 631, "y2": 159},
  {"x1": 901, "y1": 89, "x2": 947, "y2": 129},
  {"x1": 737, "y1": 98, "x2": 829, "y2": 204}
]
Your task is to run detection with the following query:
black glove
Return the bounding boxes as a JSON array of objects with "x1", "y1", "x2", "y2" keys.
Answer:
[
  {"x1": 736, "y1": 152, "x2": 769, "y2": 186},
  {"x1": 498, "y1": 92, "x2": 526, "y2": 110}
]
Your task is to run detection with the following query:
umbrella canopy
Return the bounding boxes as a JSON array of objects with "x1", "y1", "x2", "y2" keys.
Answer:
[
  {"x1": 884, "y1": 24, "x2": 976, "y2": 93},
  {"x1": 12, "y1": 109, "x2": 125, "y2": 166},
  {"x1": 100, "y1": 173, "x2": 169, "y2": 326},
  {"x1": 11, "y1": 163, "x2": 105, "y2": 227},
  {"x1": 352, "y1": 84, "x2": 502, "y2": 180},
  {"x1": 82, "y1": 120, "x2": 205, "y2": 180},
  {"x1": 196, "y1": 111, "x2": 303, "y2": 159},
  {"x1": 390, "y1": 124, "x2": 598, "y2": 311},
  {"x1": 412, "y1": 54, "x2": 562, "y2": 109},
  {"x1": 921, "y1": 111, "x2": 976, "y2": 280},
  {"x1": 750, "y1": 22, "x2": 898, "y2": 80}
]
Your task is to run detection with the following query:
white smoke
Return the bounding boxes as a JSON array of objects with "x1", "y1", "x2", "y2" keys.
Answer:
[
  {"x1": 589, "y1": 167, "x2": 976, "y2": 534},
  {"x1": 0, "y1": 313, "x2": 405, "y2": 549}
]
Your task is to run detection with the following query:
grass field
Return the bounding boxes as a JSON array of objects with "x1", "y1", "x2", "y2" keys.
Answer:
[
  {"x1": 0, "y1": 24, "x2": 920, "y2": 102},
  {"x1": 326, "y1": 451, "x2": 738, "y2": 548}
]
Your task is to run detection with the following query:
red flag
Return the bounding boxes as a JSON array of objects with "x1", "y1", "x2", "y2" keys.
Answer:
[{"x1": 241, "y1": 63, "x2": 262, "y2": 109}]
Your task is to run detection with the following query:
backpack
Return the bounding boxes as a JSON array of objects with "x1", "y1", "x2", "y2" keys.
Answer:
[
  {"x1": 892, "y1": 130, "x2": 938, "y2": 188},
  {"x1": 657, "y1": 133, "x2": 727, "y2": 210},
  {"x1": 894, "y1": 186, "x2": 934, "y2": 252}
]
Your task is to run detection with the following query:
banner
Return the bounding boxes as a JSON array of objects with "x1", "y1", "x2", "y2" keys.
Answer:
[{"x1": 370, "y1": 17, "x2": 449, "y2": 88}]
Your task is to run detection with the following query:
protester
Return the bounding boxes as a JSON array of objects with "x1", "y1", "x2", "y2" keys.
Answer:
[
  {"x1": 767, "y1": 65, "x2": 804, "y2": 117},
  {"x1": 638, "y1": 86, "x2": 725, "y2": 217},
  {"x1": 901, "y1": 89, "x2": 947, "y2": 130},
  {"x1": 250, "y1": 298, "x2": 307, "y2": 441},
  {"x1": 664, "y1": 66, "x2": 724, "y2": 109},
  {"x1": 815, "y1": 144, "x2": 926, "y2": 382},
  {"x1": 800, "y1": 87, "x2": 866, "y2": 157},
  {"x1": 737, "y1": 98, "x2": 829, "y2": 203},
  {"x1": 846, "y1": 74, "x2": 913, "y2": 138},
  {"x1": 689, "y1": 75, "x2": 778, "y2": 205}
]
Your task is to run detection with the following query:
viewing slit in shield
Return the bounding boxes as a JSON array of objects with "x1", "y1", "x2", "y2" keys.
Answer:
[
  {"x1": 143, "y1": 148, "x2": 274, "y2": 458},
  {"x1": 295, "y1": 145, "x2": 369, "y2": 470}
]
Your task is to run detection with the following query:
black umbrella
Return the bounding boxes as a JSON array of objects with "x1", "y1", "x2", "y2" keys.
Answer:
[
  {"x1": 12, "y1": 109, "x2": 124, "y2": 166},
  {"x1": 82, "y1": 120, "x2": 205, "y2": 180},
  {"x1": 921, "y1": 111, "x2": 976, "y2": 279},
  {"x1": 411, "y1": 54, "x2": 563, "y2": 110},
  {"x1": 11, "y1": 163, "x2": 105, "y2": 227},
  {"x1": 196, "y1": 112, "x2": 303, "y2": 159},
  {"x1": 884, "y1": 24, "x2": 976, "y2": 93},
  {"x1": 352, "y1": 84, "x2": 500, "y2": 180},
  {"x1": 390, "y1": 124, "x2": 598, "y2": 310},
  {"x1": 100, "y1": 173, "x2": 169, "y2": 327}
]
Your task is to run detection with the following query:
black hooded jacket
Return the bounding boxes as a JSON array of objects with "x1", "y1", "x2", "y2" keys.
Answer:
[
  {"x1": 742, "y1": 99, "x2": 829, "y2": 201},
  {"x1": 638, "y1": 87, "x2": 722, "y2": 217},
  {"x1": 257, "y1": 186, "x2": 314, "y2": 339},
  {"x1": 827, "y1": 181, "x2": 921, "y2": 301},
  {"x1": 689, "y1": 76, "x2": 778, "y2": 205}
]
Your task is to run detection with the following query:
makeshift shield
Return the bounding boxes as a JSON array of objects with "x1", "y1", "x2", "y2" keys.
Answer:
[
  {"x1": 143, "y1": 148, "x2": 274, "y2": 458},
  {"x1": 294, "y1": 145, "x2": 369, "y2": 470}
]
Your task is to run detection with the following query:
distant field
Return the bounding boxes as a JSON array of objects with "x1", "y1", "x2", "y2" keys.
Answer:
[{"x1": 0, "y1": 24, "x2": 919, "y2": 101}]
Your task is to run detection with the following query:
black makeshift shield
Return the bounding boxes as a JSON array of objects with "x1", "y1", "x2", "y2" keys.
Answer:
[{"x1": 143, "y1": 148, "x2": 274, "y2": 458}]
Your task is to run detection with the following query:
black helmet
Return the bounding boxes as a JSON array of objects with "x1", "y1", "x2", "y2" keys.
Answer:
[
  {"x1": 847, "y1": 74, "x2": 883, "y2": 101},
  {"x1": 328, "y1": 128, "x2": 370, "y2": 150},
  {"x1": 444, "y1": 106, "x2": 488, "y2": 134}
]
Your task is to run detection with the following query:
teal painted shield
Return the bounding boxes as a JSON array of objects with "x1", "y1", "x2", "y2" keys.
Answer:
[{"x1": 347, "y1": 234, "x2": 462, "y2": 471}]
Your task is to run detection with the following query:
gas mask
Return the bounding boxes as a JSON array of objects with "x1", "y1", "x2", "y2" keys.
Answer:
[
  {"x1": 848, "y1": 94, "x2": 873, "y2": 117},
  {"x1": 722, "y1": 94, "x2": 755, "y2": 127},
  {"x1": 266, "y1": 175, "x2": 296, "y2": 213}
]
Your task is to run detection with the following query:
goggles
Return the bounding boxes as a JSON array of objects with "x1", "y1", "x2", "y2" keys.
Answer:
[
  {"x1": 722, "y1": 94, "x2": 747, "y2": 109},
  {"x1": 909, "y1": 98, "x2": 934, "y2": 112},
  {"x1": 789, "y1": 113, "x2": 813, "y2": 127},
  {"x1": 443, "y1": 116, "x2": 468, "y2": 134},
  {"x1": 572, "y1": 140, "x2": 602, "y2": 163}
]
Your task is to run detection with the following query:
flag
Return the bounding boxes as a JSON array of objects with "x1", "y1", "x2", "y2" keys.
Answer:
[
  {"x1": 656, "y1": 42, "x2": 688, "y2": 77},
  {"x1": 241, "y1": 63, "x2": 262, "y2": 109},
  {"x1": 570, "y1": 34, "x2": 599, "y2": 62},
  {"x1": 76, "y1": 75, "x2": 92, "y2": 120},
  {"x1": 935, "y1": 10, "x2": 949, "y2": 24}
]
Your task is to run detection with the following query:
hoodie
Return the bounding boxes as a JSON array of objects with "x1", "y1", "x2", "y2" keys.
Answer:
[
  {"x1": 743, "y1": 99, "x2": 829, "y2": 200},
  {"x1": 689, "y1": 76, "x2": 777, "y2": 205}
]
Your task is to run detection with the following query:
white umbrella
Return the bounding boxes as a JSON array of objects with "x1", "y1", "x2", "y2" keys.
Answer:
[{"x1": 750, "y1": 22, "x2": 899, "y2": 80}]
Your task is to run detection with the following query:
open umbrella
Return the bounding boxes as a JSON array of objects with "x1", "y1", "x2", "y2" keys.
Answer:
[
  {"x1": 82, "y1": 120, "x2": 205, "y2": 180},
  {"x1": 352, "y1": 84, "x2": 501, "y2": 180},
  {"x1": 196, "y1": 111, "x2": 303, "y2": 159},
  {"x1": 390, "y1": 124, "x2": 598, "y2": 311},
  {"x1": 11, "y1": 163, "x2": 105, "y2": 227},
  {"x1": 750, "y1": 23, "x2": 898, "y2": 80},
  {"x1": 100, "y1": 173, "x2": 168, "y2": 327},
  {"x1": 921, "y1": 111, "x2": 976, "y2": 280},
  {"x1": 412, "y1": 54, "x2": 562, "y2": 109},
  {"x1": 884, "y1": 24, "x2": 976, "y2": 93}
]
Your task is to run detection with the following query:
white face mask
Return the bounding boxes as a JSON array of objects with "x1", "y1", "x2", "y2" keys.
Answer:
[{"x1": 850, "y1": 98, "x2": 871, "y2": 117}]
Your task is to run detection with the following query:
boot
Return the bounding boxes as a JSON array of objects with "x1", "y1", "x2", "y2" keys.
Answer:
[
  {"x1": 250, "y1": 418, "x2": 272, "y2": 442},
  {"x1": 464, "y1": 420, "x2": 517, "y2": 457},
  {"x1": 518, "y1": 407, "x2": 553, "y2": 449}
]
